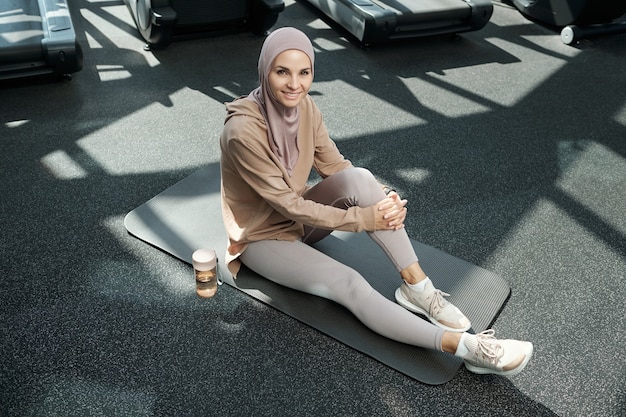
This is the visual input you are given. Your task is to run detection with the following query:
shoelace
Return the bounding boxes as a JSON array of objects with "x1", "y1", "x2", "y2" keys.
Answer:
[
  {"x1": 472, "y1": 330, "x2": 504, "y2": 366},
  {"x1": 428, "y1": 289, "x2": 451, "y2": 315}
]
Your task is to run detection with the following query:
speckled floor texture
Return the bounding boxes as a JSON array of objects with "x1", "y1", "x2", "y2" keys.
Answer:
[{"x1": 1, "y1": 1, "x2": 624, "y2": 416}]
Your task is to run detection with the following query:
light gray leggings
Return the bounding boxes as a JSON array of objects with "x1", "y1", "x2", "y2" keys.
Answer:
[{"x1": 240, "y1": 167, "x2": 445, "y2": 351}]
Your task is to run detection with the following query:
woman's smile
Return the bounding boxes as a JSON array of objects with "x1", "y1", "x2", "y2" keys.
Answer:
[{"x1": 282, "y1": 91, "x2": 301, "y2": 100}]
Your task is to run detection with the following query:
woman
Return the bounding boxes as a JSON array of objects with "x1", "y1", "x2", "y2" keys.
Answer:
[{"x1": 220, "y1": 27, "x2": 533, "y2": 376}]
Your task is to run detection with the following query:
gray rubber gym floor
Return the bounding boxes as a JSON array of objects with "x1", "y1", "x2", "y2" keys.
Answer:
[{"x1": 1, "y1": 1, "x2": 624, "y2": 416}]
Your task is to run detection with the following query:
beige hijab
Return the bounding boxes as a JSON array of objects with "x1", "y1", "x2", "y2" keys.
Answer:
[{"x1": 247, "y1": 27, "x2": 315, "y2": 176}]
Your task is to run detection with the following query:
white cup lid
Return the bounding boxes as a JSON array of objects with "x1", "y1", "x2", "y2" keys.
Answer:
[{"x1": 192, "y1": 248, "x2": 216, "y2": 271}]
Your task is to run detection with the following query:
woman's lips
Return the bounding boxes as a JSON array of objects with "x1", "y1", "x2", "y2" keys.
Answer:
[{"x1": 283, "y1": 91, "x2": 300, "y2": 99}]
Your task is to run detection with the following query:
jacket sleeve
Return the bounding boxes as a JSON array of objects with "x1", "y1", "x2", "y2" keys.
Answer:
[
  {"x1": 306, "y1": 103, "x2": 353, "y2": 178},
  {"x1": 224, "y1": 136, "x2": 377, "y2": 233}
]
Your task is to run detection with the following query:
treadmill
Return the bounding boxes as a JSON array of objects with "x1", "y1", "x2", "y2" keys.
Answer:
[
  {"x1": 300, "y1": 0, "x2": 494, "y2": 45},
  {"x1": 123, "y1": 0, "x2": 285, "y2": 49},
  {"x1": 511, "y1": 0, "x2": 626, "y2": 44},
  {"x1": 0, "y1": 0, "x2": 83, "y2": 80}
]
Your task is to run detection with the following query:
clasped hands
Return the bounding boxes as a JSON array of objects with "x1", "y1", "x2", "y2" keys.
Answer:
[{"x1": 375, "y1": 190, "x2": 407, "y2": 231}]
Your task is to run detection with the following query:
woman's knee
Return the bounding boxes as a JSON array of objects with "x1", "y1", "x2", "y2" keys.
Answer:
[
  {"x1": 328, "y1": 167, "x2": 375, "y2": 185},
  {"x1": 305, "y1": 167, "x2": 383, "y2": 210},
  {"x1": 343, "y1": 167, "x2": 376, "y2": 185},
  {"x1": 331, "y1": 267, "x2": 374, "y2": 306},
  {"x1": 350, "y1": 167, "x2": 384, "y2": 206}
]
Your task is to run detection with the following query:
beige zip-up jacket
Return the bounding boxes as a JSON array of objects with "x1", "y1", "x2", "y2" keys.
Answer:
[{"x1": 220, "y1": 95, "x2": 378, "y2": 276}]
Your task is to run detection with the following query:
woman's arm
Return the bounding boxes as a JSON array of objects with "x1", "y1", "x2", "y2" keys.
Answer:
[
  {"x1": 309, "y1": 102, "x2": 353, "y2": 178},
  {"x1": 225, "y1": 136, "x2": 378, "y2": 233}
]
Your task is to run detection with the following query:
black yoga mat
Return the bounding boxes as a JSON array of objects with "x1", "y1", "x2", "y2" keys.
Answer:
[{"x1": 124, "y1": 164, "x2": 510, "y2": 385}]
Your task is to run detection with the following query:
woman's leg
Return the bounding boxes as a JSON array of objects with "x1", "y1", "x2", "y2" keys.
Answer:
[
  {"x1": 241, "y1": 240, "x2": 533, "y2": 376},
  {"x1": 302, "y1": 167, "x2": 471, "y2": 332},
  {"x1": 302, "y1": 167, "x2": 417, "y2": 272},
  {"x1": 240, "y1": 239, "x2": 444, "y2": 351}
]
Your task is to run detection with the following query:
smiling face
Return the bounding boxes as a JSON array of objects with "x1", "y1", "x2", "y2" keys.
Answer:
[{"x1": 267, "y1": 49, "x2": 313, "y2": 108}]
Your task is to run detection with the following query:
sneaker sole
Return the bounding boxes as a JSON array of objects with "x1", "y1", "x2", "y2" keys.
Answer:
[
  {"x1": 394, "y1": 288, "x2": 471, "y2": 333},
  {"x1": 464, "y1": 342, "x2": 534, "y2": 376}
]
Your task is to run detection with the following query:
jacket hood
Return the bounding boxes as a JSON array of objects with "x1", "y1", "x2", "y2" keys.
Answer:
[{"x1": 224, "y1": 97, "x2": 265, "y2": 125}]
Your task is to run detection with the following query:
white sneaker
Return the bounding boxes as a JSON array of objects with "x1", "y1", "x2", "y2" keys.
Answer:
[
  {"x1": 462, "y1": 330, "x2": 534, "y2": 376},
  {"x1": 394, "y1": 278, "x2": 471, "y2": 332}
]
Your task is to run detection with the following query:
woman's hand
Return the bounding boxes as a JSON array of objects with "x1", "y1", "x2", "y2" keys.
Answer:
[{"x1": 375, "y1": 191, "x2": 407, "y2": 231}]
